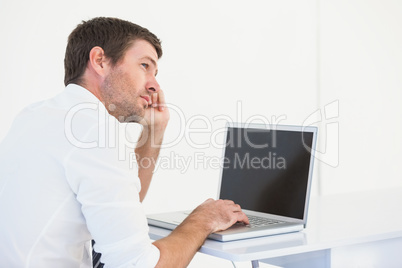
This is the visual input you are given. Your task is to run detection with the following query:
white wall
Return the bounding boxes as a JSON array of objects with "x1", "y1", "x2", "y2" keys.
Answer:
[
  {"x1": 319, "y1": 0, "x2": 402, "y2": 195},
  {"x1": 1, "y1": 0, "x2": 401, "y2": 266},
  {"x1": 0, "y1": 0, "x2": 318, "y2": 212},
  {"x1": 145, "y1": 0, "x2": 319, "y2": 213}
]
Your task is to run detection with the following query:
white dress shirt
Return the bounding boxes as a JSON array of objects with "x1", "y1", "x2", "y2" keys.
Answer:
[{"x1": 0, "y1": 84, "x2": 160, "y2": 267}]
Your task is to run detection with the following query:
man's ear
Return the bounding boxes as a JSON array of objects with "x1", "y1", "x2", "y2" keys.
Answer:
[{"x1": 88, "y1": 46, "x2": 109, "y2": 77}]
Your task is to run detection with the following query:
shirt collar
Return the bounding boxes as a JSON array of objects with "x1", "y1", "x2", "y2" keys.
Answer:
[
  {"x1": 64, "y1": 83, "x2": 111, "y2": 119},
  {"x1": 65, "y1": 83, "x2": 102, "y2": 103}
]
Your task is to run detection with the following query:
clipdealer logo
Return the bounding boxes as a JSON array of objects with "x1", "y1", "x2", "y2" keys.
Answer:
[
  {"x1": 303, "y1": 100, "x2": 340, "y2": 167},
  {"x1": 64, "y1": 100, "x2": 340, "y2": 171}
]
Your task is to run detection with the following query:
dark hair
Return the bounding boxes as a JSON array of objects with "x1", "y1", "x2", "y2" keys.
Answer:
[{"x1": 64, "y1": 17, "x2": 162, "y2": 86}]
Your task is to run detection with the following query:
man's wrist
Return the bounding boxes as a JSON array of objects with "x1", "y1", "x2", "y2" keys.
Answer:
[
  {"x1": 136, "y1": 124, "x2": 166, "y2": 149},
  {"x1": 184, "y1": 209, "x2": 215, "y2": 235}
]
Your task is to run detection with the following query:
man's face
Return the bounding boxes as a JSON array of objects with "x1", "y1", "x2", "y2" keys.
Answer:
[{"x1": 100, "y1": 39, "x2": 160, "y2": 122}]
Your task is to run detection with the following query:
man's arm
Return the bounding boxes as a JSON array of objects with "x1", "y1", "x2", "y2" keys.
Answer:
[
  {"x1": 135, "y1": 125, "x2": 164, "y2": 202},
  {"x1": 135, "y1": 91, "x2": 169, "y2": 202},
  {"x1": 153, "y1": 199, "x2": 249, "y2": 267},
  {"x1": 136, "y1": 91, "x2": 249, "y2": 266}
]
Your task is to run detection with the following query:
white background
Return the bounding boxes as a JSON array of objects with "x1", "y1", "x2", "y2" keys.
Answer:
[{"x1": 1, "y1": 0, "x2": 401, "y2": 267}]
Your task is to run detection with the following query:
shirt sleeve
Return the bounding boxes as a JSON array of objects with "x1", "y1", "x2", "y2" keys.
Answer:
[{"x1": 63, "y1": 123, "x2": 160, "y2": 267}]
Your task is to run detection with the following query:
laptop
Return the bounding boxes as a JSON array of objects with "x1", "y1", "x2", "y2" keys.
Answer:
[{"x1": 147, "y1": 122, "x2": 318, "y2": 241}]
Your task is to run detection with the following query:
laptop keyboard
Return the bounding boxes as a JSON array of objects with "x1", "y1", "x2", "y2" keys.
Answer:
[{"x1": 246, "y1": 215, "x2": 283, "y2": 228}]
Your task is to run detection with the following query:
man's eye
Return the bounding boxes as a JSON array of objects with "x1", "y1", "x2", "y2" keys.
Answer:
[{"x1": 141, "y1": 63, "x2": 149, "y2": 69}]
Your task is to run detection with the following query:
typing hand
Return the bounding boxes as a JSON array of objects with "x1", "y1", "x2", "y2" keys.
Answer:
[{"x1": 189, "y1": 199, "x2": 250, "y2": 233}]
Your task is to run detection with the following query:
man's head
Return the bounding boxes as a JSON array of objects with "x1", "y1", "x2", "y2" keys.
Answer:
[
  {"x1": 64, "y1": 17, "x2": 162, "y2": 87},
  {"x1": 64, "y1": 17, "x2": 163, "y2": 123}
]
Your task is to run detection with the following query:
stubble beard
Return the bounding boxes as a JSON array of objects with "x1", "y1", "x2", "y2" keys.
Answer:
[{"x1": 100, "y1": 71, "x2": 145, "y2": 123}]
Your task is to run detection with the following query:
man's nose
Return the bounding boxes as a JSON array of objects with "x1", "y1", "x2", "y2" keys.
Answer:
[{"x1": 146, "y1": 76, "x2": 160, "y2": 93}]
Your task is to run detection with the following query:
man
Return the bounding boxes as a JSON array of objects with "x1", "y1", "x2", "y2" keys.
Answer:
[{"x1": 0, "y1": 17, "x2": 248, "y2": 267}]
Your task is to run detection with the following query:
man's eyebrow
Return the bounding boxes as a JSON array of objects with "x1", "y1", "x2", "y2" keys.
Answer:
[{"x1": 140, "y1": 56, "x2": 158, "y2": 76}]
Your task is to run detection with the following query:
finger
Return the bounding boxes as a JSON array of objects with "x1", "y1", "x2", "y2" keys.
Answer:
[
  {"x1": 221, "y1": 199, "x2": 235, "y2": 205},
  {"x1": 236, "y1": 211, "x2": 250, "y2": 225},
  {"x1": 152, "y1": 93, "x2": 158, "y2": 107},
  {"x1": 157, "y1": 90, "x2": 166, "y2": 111},
  {"x1": 229, "y1": 203, "x2": 243, "y2": 213},
  {"x1": 232, "y1": 203, "x2": 242, "y2": 212}
]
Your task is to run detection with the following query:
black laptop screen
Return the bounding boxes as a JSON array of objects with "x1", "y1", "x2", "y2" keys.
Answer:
[{"x1": 219, "y1": 126, "x2": 314, "y2": 220}]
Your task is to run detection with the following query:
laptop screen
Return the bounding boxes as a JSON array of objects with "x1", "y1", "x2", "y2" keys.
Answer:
[{"x1": 219, "y1": 125, "x2": 315, "y2": 220}]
